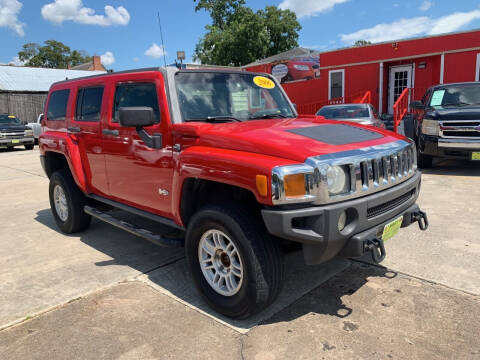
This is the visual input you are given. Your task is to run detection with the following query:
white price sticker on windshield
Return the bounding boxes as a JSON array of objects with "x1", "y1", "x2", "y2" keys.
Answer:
[{"x1": 430, "y1": 90, "x2": 445, "y2": 106}]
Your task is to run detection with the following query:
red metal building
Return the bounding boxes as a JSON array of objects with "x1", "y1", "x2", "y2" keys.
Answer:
[{"x1": 245, "y1": 29, "x2": 480, "y2": 119}]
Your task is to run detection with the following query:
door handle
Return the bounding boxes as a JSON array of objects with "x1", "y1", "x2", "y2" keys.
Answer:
[
  {"x1": 102, "y1": 129, "x2": 119, "y2": 136},
  {"x1": 67, "y1": 126, "x2": 81, "y2": 133}
]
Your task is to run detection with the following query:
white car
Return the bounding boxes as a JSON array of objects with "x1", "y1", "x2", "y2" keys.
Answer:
[{"x1": 26, "y1": 113, "x2": 43, "y2": 144}]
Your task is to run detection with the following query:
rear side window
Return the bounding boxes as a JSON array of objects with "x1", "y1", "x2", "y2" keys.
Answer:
[
  {"x1": 76, "y1": 87, "x2": 104, "y2": 122},
  {"x1": 112, "y1": 83, "x2": 160, "y2": 123},
  {"x1": 47, "y1": 89, "x2": 70, "y2": 120}
]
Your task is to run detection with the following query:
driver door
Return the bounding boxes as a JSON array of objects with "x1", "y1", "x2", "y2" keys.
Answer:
[{"x1": 102, "y1": 76, "x2": 174, "y2": 218}]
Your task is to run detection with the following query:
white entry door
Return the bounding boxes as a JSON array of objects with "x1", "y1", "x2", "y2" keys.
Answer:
[{"x1": 388, "y1": 65, "x2": 413, "y2": 113}]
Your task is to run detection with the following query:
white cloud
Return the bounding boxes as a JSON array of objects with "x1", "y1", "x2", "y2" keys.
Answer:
[
  {"x1": 340, "y1": 9, "x2": 480, "y2": 44},
  {"x1": 9, "y1": 55, "x2": 25, "y2": 66},
  {"x1": 278, "y1": 0, "x2": 349, "y2": 18},
  {"x1": 41, "y1": 0, "x2": 130, "y2": 26},
  {"x1": 301, "y1": 44, "x2": 327, "y2": 50},
  {"x1": 100, "y1": 51, "x2": 114, "y2": 66},
  {"x1": 0, "y1": 55, "x2": 25, "y2": 66},
  {"x1": 0, "y1": 0, "x2": 25, "y2": 36},
  {"x1": 419, "y1": 1, "x2": 433, "y2": 12},
  {"x1": 429, "y1": 10, "x2": 480, "y2": 34},
  {"x1": 145, "y1": 43, "x2": 166, "y2": 58}
]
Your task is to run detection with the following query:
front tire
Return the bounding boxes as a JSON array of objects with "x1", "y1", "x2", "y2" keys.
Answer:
[
  {"x1": 185, "y1": 204, "x2": 284, "y2": 319},
  {"x1": 49, "y1": 169, "x2": 91, "y2": 233}
]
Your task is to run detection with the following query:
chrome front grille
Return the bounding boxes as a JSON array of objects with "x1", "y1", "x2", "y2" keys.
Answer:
[
  {"x1": 271, "y1": 140, "x2": 417, "y2": 205},
  {"x1": 357, "y1": 146, "x2": 415, "y2": 192},
  {"x1": 306, "y1": 140, "x2": 417, "y2": 205},
  {"x1": 440, "y1": 120, "x2": 480, "y2": 139},
  {"x1": 0, "y1": 131, "x2": 25, "y2": 139}
]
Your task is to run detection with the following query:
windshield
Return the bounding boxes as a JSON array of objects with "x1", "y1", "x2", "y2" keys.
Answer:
[
  {"x1": 316, "y1": 105, "x2": 370, "y2": 119},
  {"x1": 175, "y1": 72, "x2": 295, "y2": 122},
  {"x1": 0, "y1": 115, "x2": 20, "y2": 125},
  {"x1": 429, "y1": 85, "x2": 480, "y2": 107}
]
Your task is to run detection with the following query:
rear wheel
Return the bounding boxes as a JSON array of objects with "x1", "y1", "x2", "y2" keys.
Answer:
[
  {"x1": 49, "y1": 169, "x2": 91, "y2": 233},
  {"x1": 25, "y1": 144, "x2": 34, "y2": 150},
  {"x1": 185, "y1": 204, "x2": 284, "y2": 318}
]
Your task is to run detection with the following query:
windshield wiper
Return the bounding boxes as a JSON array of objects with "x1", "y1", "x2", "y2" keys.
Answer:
[
  {"x1": 185, "y1": 116, "x2": 242, "y2": 123},
  {"x1": 249, "y1": 113, "x2": 288, "y2": 120},
  {"x1": 441, "y1": 102, "x2": 471, "y2": 107}
]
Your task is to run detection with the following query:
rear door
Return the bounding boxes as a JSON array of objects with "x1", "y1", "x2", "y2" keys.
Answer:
[
  {"x1": 68, "y1": 84, "x2": 108, "y2": 195},
  {"x1": 102, "y1": 73, "x2": 174, "y2": 218}
]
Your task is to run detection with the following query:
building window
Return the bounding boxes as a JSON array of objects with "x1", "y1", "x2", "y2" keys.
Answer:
[{"x1": 329, "y1": 69, "x2": 344, "y2": 100}]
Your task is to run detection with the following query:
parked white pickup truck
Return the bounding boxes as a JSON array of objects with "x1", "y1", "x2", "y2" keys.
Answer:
[{"x1": 26, "y1": 114, "x2": 43, "y2": 144}]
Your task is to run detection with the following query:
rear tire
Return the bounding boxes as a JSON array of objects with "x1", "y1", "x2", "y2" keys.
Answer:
[
  {"x1": 49, "y1": 169, "x2": 91, "y2": 233},
  {"x1": 185, "y1": 204, "x2": 284, "y2": 319},
  {"x1": 25, "y1": 144, "x2": 34, "y2": 150}
]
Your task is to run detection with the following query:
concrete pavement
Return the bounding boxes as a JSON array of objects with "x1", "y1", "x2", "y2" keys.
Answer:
[{"x1": 1, "y1": 148, "x2": 479, "y2": 359}]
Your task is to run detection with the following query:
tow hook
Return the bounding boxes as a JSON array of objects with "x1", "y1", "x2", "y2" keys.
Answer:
[
  {"x1": 412, "y1": 210, "x2": 429, "y2": 231},
  {"x1": 365, "y1": 238, "x2": 386, "y2": 263}
]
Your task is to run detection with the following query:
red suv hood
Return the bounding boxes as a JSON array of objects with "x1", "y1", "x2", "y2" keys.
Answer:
[{"x1": 172, "y1": 117, "x2": 404, "y2": 163}]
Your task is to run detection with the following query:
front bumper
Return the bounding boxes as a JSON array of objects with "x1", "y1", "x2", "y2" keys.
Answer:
[
  {"x1": 420, "y1": 135, "x2": 480, "y2": 159},
  {"x1": 262, "y1": 171, "x2": 424, "y2": 265},
  {"x1": 0, "y1": 137, "x2": 35, "y2": 147}
]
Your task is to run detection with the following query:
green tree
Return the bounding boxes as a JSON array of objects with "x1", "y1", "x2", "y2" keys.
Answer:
[
  {"x1": 193, "y1": 1, "x2": 301, "y2": 66},
  {"x1": 354, "y1": 40, "x2": 372, "y2": 47},
  {"x1": 18, "y1": 40, "x2": 91, "y2": 68}
]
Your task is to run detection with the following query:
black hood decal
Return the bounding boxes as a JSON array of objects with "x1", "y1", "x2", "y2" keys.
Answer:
[{"x1": 287, "y1": 124, "x2": 383, "y2": 145}]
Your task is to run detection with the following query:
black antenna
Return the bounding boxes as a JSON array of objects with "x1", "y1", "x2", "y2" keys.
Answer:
[{"x1": 157, "y1": 12, "x2": 167, "y2": 67}]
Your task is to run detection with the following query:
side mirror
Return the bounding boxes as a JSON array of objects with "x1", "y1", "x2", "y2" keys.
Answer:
[
  {"x1": 380, "y1": 113, "x2": 393, "y2": 121},
  {"x1": 409, "y1": 101, "x2": 424, "y2": 110},
  {"x1": 119, "y1": 107, "x2": 155, "y2": 128},
  {"x1": 119, "y1": 107, "x2": 162, "y2": 149}
]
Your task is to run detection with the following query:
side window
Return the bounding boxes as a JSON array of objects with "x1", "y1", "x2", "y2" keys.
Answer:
[
  {"x1": 112, "y1": 83, "x2": 160, "y2": 123},
  {"x1": 421, "y1": 89, "x2": 431, "y2": 105},
  {"x1": 76, "y1": 87, "x2": 104, "y2": 122},
  {"x1": 47, "y1": 89, "x2": 70, "y2": 120}
]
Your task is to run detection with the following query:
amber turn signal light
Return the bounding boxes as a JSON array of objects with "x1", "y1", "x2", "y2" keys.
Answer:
[
  {"x1": 284, "y1": 173, "x2": 306, "y2": 198},
  {"x1": 256, "y1": 175, "x2": 268, "y2": 197}
]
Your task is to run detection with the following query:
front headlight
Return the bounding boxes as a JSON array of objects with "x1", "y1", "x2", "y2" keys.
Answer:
[
  {"x1": 326, "y1": 165, "x2": 350, "y2": 195},
  {"x1": 421, "y1": 119, "x2": 439, "y2": 136},
  {"x1": 24, "y1": 129, "x2": 33, "y2": 136},
  {"x1": 293, "y1": 64, "x2": 310, "y2": 71},
  {"x1": 272, "y1": 164, "x2": 315, "y2": 204}
]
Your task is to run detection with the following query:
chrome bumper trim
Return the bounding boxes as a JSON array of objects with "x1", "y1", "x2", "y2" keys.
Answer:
[{"x1": 438, "y1": 139, "x2": 480, "y2": 149}]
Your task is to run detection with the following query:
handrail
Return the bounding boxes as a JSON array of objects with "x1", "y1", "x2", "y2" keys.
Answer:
[
  {"x1": 393, "y1": 88, "x2": 409, "y2": 133},
  {"x1": 359, "y1": 90, "x2": 371, "y2": 104}
]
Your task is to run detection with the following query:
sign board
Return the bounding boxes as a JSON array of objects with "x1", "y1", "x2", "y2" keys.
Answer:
[
  {"x1": 176, "y1": 51, "x2": 185, "y2": 60},
  {"x1": 271, "y1": 64, "x2": 288, "y2": 80}
]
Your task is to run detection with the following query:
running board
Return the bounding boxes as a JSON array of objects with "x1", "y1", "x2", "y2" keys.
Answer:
[{"x1": 84, "y1": 206, "x2": 183, "y2": 247}]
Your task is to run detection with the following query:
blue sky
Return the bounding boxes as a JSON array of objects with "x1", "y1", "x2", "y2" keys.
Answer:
[{"x1": 1, "y1": 0, "x2": 480, "y2": 70}]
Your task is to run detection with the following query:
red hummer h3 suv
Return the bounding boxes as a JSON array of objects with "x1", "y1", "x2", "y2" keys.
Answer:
[{"x1": 39, "y1": 67, "x2": 428, "y2": 318}]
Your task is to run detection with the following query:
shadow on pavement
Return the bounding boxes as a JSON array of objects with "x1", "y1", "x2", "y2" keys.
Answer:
[
  {"x1": 34, "y1": 207, "x2": 396, "y2": 331},
  {"x1": 261, "y1": 262, "x2": 398, "y2": 325},
  {"x1": 422, "y1": 158, "x2": 480, "y2": 176}
]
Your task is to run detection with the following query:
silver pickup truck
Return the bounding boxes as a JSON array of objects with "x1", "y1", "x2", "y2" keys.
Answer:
[{"x1": 26, "y1": 113, "x2": 44, "y2": 144}]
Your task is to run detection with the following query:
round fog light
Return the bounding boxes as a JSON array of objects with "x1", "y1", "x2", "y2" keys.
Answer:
[{"x1": 338, "y1": 211, "x2": 347, "y2": 231}]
